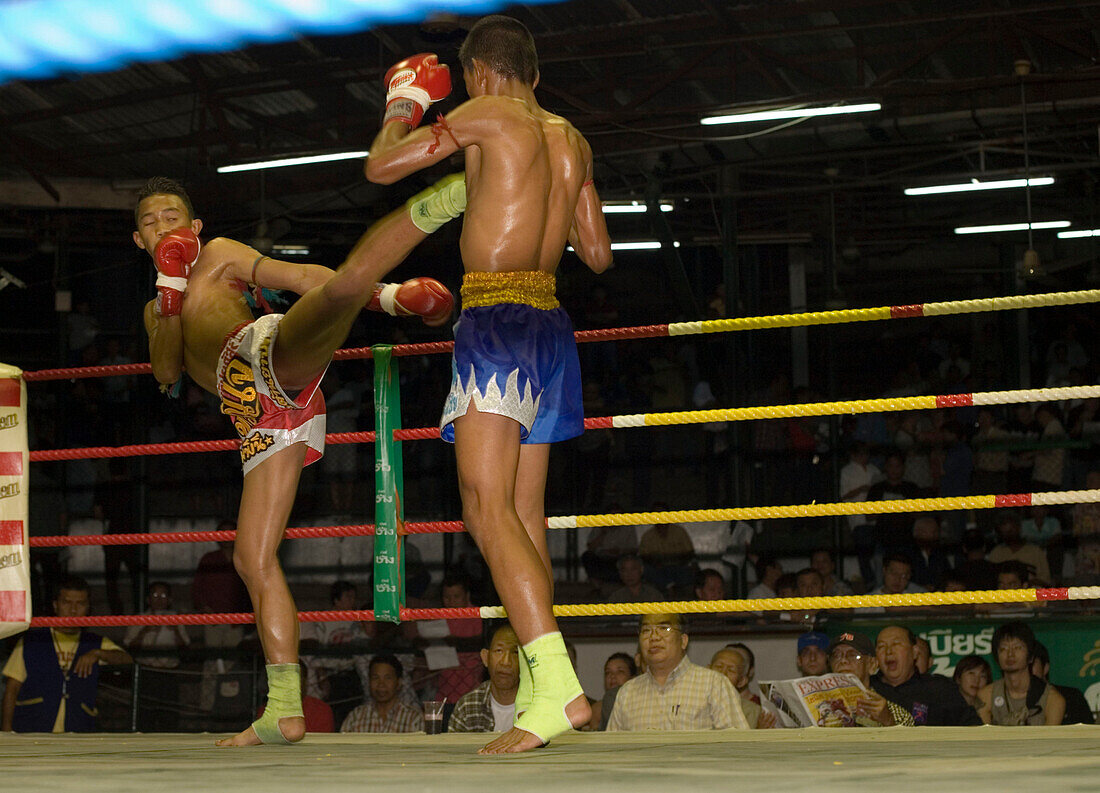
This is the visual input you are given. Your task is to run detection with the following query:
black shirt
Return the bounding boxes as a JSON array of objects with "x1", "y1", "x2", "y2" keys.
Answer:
[
  {"x1": 866, "y1": 479, "x2": 922, "y2": 551},
  {"x1": 871, "y1": 671, "x2": 982, "y2": 726},
  {"x1": 1056, "y1": 684, "x2": 1095, "y2": 725}
]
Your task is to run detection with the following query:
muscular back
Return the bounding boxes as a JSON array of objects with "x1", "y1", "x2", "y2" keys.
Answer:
[{"x1": 459, "y1": 95, "x2": 591, "y2": 274}]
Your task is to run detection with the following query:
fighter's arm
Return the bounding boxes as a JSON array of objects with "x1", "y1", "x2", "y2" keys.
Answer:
[
  {"x1": 366, "y1": 97, "x2": 499, "y2": 185},
  {"x1": 143, "y1": 300, "x2": 184, "y2": 386},
  {"x1": 211, "y1": 237, "x2": 335, "y2": 296},
  {"x1": 567, "y1": 147, "x2": 613, "y2": 273}
]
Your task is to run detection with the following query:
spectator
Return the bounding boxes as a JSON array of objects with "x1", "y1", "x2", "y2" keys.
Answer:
[
  {"x1": 2, "y1": 576, "x2": 132, "y2": 732},
  {"x1": 1031, "y1": 641, "x2": 1094, "y2": 725},
  {"x1": 866, "y1": 451, "x2": 923, "y2": 562},
  {"x1": 340, "y1": 655, "x2": 423, "y2": 733},
  {"x1": 1030, "y1": 403, "x2": 1067, "y2": 492},
  {"x1": 1071, "y1": 470, "x2": 1100, "y2": 538},
  {"x1": 988, "y1": 510, "x2": 1051, "y2": 585},
  {"x1": 952, "y1": 655, "x2": 992, "y2": 710},
  {"x1": 434, "y1": 575, "x2": 485, "y2": 705},
  {"x1": 637, "y1": 508, "x2": 696, "y2": 596},
  {"x1": 726, "y1": 642, "x2": 761, "y2": 706},
  {"x1": 828, "y1": 632, "x2": 912, "y2": 727},
  {"x1": 795, "y1": 632, "x2": 829, "y2": 677},
  {"x1": 977, "y1": 622, "x2": 1065, "y2": 725},
  {"x1": 937, "y1": 421, "x2": 973, "y2": 543},
  {"x1": 874, "y1": 554, "x2": 925, "y2": 596},
  {"x1": 320, "y1": 370, "x2": 364, "y2": 514},
  {"x1": 191, "y1": 527, "x2": 251, "y2": 711},
  {"x1": 581, "y1": 519, "x2": 639, "y2": 592},
  {"x1": 954, "y1": 529, "x2": 998, "y2": 590},
  {"x1": 449, "y1": 624, "x2": 520, "y2": 733},
  {"x1": 913, "y1": 637, "x2": 931, "y2": 675},
  {"x1": 971, "y1": 407, "x2": 1011, "y2": 524},
  {"x1": 775, "y1": 573, "x2": 798, "y2": 599},
  {"x1": 258, "y1": 661, "x2": 334, "y2": 733},
  {"x1": 870, "y1": 625, "x2": 981, "y2": 725},
  {"x1": 607, "y1": 554, "x2": 665, "y2": 604},
  {"x1": 592, "y1": 651, "x2": 638, "y2": 731},
  {"x1": 607, "y1": 613, "x2": 749, "y2": 731},
  {"x1": 125, "y1": 581, "x2": 190, "y2": 731},
  {"x1": 839, "y1": 442, "x2": 880, "y2": 585},
  {"x1": 694, "y1": 568, "x2": 726, "y2": 601},
  {"x1": 93, "y1": 457, "x2": 143, "y2": 615},
  {"x1": 299, "y1": 581, "x2": 370, "y2": 724},
  {"x1": 908, "y1": 515, "x2": 951, "y2": 590},
  {"x1": 709, "y1": 649, "x2": 774, "y2": 728},
  {"x1": 1067, "y1": 534, "x2": 1100, "y2": 585},
  {"x1": 747, "y1": 554, "x2": 782, "y2": 599},
  {"x1": 810, "y1": 547, "x2": 852, "y2": 596}
]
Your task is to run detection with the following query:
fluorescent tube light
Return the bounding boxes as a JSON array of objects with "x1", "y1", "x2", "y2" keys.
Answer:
[
  {"x1": 1058, "y1": 229, "x2": 1100, "y2": 239},
  {"x1": 601, "y1": 201, "x2": 673, "y2": 214},
  {"x1": 567, "y1": 241, "x2": 681, "y2": 252},
  {"x1": 905, "y1": 177, "x2": 1054, "y2": 196},
  {"x1": 272, "y1": 245, "x2": 310, "y2": 256},
  {"x1": 218, "y1": 150, "x2": 369, "y2": 174},
  {"x1": 700, "y1": 102, "x2": 881, "y2": 126},
  {"x1": 954, "y1": 221, "x2": 1071, "y2": 235}
]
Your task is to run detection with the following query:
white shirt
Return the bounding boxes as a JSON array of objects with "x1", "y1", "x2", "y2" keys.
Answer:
[{"x1": 489, "y1": 691, "x2": 515, "y2": 732}]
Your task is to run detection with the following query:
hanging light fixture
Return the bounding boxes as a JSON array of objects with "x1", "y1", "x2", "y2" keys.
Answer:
[{"x1": 1016, "y1": 59, "x2": 1044, "y2": 278}]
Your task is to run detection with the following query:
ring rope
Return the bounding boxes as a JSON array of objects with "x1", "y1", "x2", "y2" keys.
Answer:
[
  {"x1": 27, "y1": 384, "x2": 1098, "y2": 462},
  {"x1": 26, "y1": 586, "x2": 1100, "y2": 628},
  {"x1": 26, "y1": 489, "x2": 1100, "y2": 547},
  {"x1": 21, "y1": 288, "x2": 1100, "y2": 382}
]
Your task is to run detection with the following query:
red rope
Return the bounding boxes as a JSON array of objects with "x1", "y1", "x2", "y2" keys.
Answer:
[
  {"x1": 29, "y1": 606, "x2": 481, "y2": 627},
  {"x1": 29, "y1": 519, "x2": 468, "y2": 547},
  {"x1": 23, "y1": 324, "x2": 673, "y2": 382}
]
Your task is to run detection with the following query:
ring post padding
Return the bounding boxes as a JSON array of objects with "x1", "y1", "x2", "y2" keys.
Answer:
[
  {"x1": 371, "y1": 346, "x2": 404, "y2": 623},
  {"x1": 0, "y1": 365, "x2": 30, "y2": 639}
]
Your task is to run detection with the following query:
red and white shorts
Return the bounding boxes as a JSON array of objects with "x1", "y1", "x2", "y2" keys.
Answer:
[{"x1": 216, "y1": 314, "x2": 327, "y2": 476}]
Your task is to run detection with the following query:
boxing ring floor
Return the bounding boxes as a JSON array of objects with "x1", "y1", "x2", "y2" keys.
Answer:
[{"x1": 2, "y1": 727, "x2": 1098, "y2": 793}]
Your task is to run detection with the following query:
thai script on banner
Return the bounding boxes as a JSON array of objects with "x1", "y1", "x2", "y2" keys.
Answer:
[{"x1": 0, "y1": 364, "x2": 30, "y2": 639}]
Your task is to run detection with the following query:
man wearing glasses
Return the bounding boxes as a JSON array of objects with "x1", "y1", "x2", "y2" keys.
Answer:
[
  {"x1": 827, "y1": 632, "x2": 912, "y2": 727},
  {"x1": 606, "y1": 613, "x2": 749, "y2": 731}
]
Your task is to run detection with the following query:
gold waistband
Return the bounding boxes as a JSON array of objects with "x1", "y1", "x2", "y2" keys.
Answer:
[{"x1": 460, "y1": 270, "x2": 559, "y2": 310}]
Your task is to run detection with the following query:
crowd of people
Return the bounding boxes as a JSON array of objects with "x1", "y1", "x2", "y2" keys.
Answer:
[{"x1": 7, "y1": 573, "x2": 1093, "y2": 733}]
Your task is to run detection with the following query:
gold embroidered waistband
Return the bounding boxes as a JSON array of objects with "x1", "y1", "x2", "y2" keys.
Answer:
[{"x1": 460, "y1": 270, "x2": 559, "y2": 310}]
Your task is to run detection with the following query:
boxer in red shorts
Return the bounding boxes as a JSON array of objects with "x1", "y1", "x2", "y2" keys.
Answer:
[{"x1": 136, "y1": 173, "x2": 464, "y2": 745}]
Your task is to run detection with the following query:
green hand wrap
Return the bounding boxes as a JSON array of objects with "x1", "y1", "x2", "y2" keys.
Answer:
[
  {"x1": 407, "y1": 172, "x2": 467, "y2": 233},
  {"x1": 513, "y1": 632, "x2": 584, "y2": 745},
  {"x1": 514, "y1": 645, "x2": 533, "y2": 722},
  {"x1": 251, "y1": 663, "x2": 304, "y2": 744}
]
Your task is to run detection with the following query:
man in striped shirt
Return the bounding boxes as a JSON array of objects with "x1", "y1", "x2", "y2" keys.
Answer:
[
  {"x1": 607, "y1": 613, "x2": 749, "y2": 731},
  {"x1": 340, "y1": 655, "x2": 423, "y2": 733}
]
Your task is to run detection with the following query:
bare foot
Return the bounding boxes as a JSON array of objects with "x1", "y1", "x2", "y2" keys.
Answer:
[
  {"x1": 478, "y1": 694, "x2": 590, "y2": 755},
  {"x1": 215, "y1": 716, "x2": 305, "y2": 747}
]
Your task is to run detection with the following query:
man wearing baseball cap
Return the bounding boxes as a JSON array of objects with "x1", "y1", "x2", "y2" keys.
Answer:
[
  {"x1": 795, "y1": 632, "x2": 830, "y2": 676},
  {"x1": 828, "y1": 632, "x2": 913, "y2": 727}
]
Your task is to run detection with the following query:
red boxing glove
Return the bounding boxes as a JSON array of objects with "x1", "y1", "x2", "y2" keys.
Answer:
[
  {"x1": 153, "y1": 229, "x2": 201, "y2": 317},
  {"x1": 383, "y1": 53, "x2": 451, "y2": 128},
  {"x1": 368, "y1": 277, "x2": 454, "y2": 327}
]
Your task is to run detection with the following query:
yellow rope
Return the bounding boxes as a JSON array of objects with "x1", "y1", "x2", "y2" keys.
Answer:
[
  {"x1": 573, "y1": 497, "x2": 1003, "y2": 527},
  {"x1": 478, "y1": 588, "x2": 1063, "y2": 619},
  {"x1": 669, "y1": 289, "x2": 1100, "y2": 336},
  {"x1": 627, "y1": 386, "x2": 1100, "y2": 427}
]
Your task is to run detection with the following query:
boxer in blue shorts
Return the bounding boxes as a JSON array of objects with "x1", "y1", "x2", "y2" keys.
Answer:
[
  {"x1": 441, "y1": 271, "x2": 584, "y2": 445},
  {"x1": 368, "y1": 16, "x2": 613, "y2": 753}
]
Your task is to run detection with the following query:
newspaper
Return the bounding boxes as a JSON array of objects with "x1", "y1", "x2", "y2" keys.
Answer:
[{"x1": 759, "y1": 673, "x2": 871, "y2": 728}]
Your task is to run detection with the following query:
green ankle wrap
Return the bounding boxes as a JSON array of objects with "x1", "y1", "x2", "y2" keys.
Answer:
[
  {"x1": 407, "y1": 172, "x2": 467, "y2": 233},
  {"x1": 514, "y1": 645, "x2": 533, "y2": 721},
  {"x1": 513, "y1": 632, "x2": 584, "y2": 744},
  {"x1": 251, "y1": 663, "x2": 304, "y2": 745}
]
